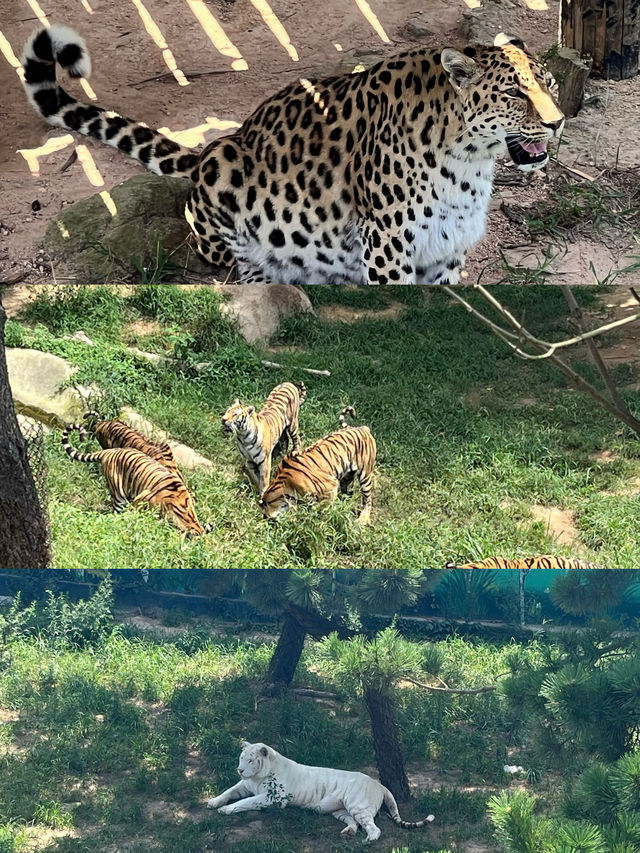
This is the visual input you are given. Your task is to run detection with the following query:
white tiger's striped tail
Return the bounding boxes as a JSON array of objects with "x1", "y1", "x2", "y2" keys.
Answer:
[{"x1": 382, "y1": 787, "x2": 435, "y2": 829}]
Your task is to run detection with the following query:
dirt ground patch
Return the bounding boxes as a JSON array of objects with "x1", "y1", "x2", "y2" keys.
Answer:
[
  {"x1": 3, "y1": 0, "x2": 638, "y2": 286},
  {"x1": 529, "y1": 505, "x2": 580, "y2": 546}
]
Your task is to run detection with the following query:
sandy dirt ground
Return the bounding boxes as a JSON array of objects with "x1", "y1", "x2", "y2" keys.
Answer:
[{"x1": 1, "y1": 0, "x2": 639, "y2": 285}]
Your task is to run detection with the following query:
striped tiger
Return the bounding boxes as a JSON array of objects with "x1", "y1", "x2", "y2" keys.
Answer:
[
  {"x1": 222, "y1": 381, "x2": 306, "y2": 493},
  {"x1": 445, "y1": 556, "x2": 600, "y2": 568},
  {"x1": 82, "y1": 411, "x2": 183, "y2": 482},
  {"x1": 61, "y1": 424, "x2": 208, "y2": 535},
  {"x1": 259, "y1": 407, "x2": 376, "y2": 524}
]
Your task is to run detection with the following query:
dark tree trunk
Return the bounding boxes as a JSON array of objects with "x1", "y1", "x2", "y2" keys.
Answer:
[
  {"x1": 561, "y1": 0, "x2": 639, "y2": 80},
  {"x1": 266, "y1": 612, "x2": 307, "y2": 687},
  {"x1": 263, "y1": 602, "x2": 355, "y2": 694},
  {"x1": 0, "y1": 299, "x2": 50, "y2": 569},
  {"x1": 364, "y1": 687, "x2": 410, "y2": 803}
]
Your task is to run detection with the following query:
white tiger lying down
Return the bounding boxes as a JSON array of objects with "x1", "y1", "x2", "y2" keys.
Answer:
[{"x1": 207, "y1": 740, "x2": 435, "y2": 841}]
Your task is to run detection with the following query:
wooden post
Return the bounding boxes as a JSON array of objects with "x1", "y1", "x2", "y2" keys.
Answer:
[{"x1": 561, "y1": 0, "x2": 639, "y2": 80}]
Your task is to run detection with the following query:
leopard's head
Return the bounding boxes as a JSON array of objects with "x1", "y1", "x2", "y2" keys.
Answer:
[{"x1": 441, "y1": 33, "x2": 564, "y2": 170}]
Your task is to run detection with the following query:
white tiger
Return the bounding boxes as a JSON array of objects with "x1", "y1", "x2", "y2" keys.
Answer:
[{"x1": 206, "y1": 740, "x2": 435, "y2": 842}]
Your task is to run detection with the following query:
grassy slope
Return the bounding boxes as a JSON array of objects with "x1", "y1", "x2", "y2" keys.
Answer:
[
  {"x1": 0, "y1": 612, "x2": 553, "y2": 853},
  {"x1": 7, "y1": 284, "x2": 640, "y2": 569}
]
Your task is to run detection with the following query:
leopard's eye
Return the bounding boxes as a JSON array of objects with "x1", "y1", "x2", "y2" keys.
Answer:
[{"x1": 505, "y1": 87, "x2": 525, "y2": 98}]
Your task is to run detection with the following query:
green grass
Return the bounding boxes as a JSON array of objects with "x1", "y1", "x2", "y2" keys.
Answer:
[
  {"x1": 0, "y1": 610, "x2": 561, "y2": 853},
  {"x1": 8, "y1": 284, "x2": 640, "y2": 568}
]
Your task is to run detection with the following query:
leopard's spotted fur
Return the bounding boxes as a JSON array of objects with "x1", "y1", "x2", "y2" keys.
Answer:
[{"x1": 22, "y1": 27, "x2": 563, "y2": 284}]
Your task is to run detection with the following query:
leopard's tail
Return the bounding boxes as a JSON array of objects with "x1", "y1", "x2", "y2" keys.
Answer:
[
  {"x1": 22, "y1": 26, "x2": 198, "y2": 177},
  {"x1": 61, "y1": 423, "x2": 102, "y2": 464},
  {"x1": 382, "y1": 787, "x2": 434, "y2": 830}
]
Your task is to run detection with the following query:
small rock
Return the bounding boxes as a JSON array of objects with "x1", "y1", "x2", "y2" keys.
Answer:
[
  {"x1": 71, "y1": 331, "x2": 95, "y2": 346},
  {"x1": 127, "y1": 347, "x2": 180, "y2": 366},
  {"x1": 397, "y1": 18, "x2": 433, "y2": 40}
]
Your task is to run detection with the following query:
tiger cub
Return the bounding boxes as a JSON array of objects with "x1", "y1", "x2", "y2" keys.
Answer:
[
  {"x1": 445, "y1": 556, "x2": 600, "y2": 568},
  {"x1": 62, "y1": 424, "x2": 208, "y2": 535},
  {"x1": 259, "y1": 407, "x2": 376, "y2": 524},
  {"x1": 221, "y1": 381, "x2": 306, "y2": 493},
  {"x1": 81, "y1": 411, "x2": 184, "y2": 482}
]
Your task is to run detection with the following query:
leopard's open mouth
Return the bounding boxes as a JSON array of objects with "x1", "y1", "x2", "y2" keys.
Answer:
[{"x1": 506, "y1": 134, "x2": 549, "y2": 170}]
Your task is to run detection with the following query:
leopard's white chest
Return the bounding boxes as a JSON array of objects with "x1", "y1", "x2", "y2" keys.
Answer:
[{"x1": 413, "y1": 156, "x2": 495, "y2": 265}]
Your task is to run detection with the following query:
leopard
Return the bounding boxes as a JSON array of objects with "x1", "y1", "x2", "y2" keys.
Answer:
[{"x1": 22, "y1": 27, "x2": 563, "y2": 284}]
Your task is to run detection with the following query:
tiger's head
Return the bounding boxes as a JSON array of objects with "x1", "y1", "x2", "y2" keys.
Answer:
[
  {"x1": 237, "y1": 741, "x2": 276, "y2": 780},
  {"x1": 441, "y1": 33, "x2": 564, "y2": 171},
  {"x1": 258, "y1": 479, "x2": 291, "y2": 520},
  {"x1": 221, "y1": 400, "x2": 256, "y2": 436}
]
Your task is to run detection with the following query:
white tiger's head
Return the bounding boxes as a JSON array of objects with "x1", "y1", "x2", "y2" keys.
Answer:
[
  {"x1": 237, "y1": 741, "x2": 276, "y2": 779},
  {"x1": 221, "y1": 400, "x2": 256, "y2": 436}
]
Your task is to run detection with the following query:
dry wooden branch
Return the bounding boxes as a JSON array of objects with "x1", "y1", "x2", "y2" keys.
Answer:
[
  {"x1": 261, "y1": 360, "x2": 331, "y2": 377},
  {"x1": 403, "y1": 676, "x2": 496, "y2": 695},
  {"x1": 129, "y1": 68, "x2": 241, "y2": 86},
  {"x1": 443, "y1": 285, "x2": 640, "y2": 438},
  {"x1": 561, "y1": 285, "x2": 629, "y2": 411},
  {"x1": 550, "y1": 158, "x2": 597, "y2": 182}
]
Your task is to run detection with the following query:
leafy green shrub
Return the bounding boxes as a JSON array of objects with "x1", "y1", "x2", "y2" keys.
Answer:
[
  {"x1": 3, "y1": 319, "x2": 25, "y2": 348},
  {"x1": 0, "y1": 579, "x2": 114, "y2": 649},
  {"x1": 435, "y1": 570, "x2": 499, "y2": 620},
  {"x1": 491, "y1": 751, "x2": 640, "y2": 853},
  {"x1": 488, "y1": 790, "x2": 552, "y2": 853},
  {"x1": 21, "y1": 285, "x2": 124, "y2": 338}
]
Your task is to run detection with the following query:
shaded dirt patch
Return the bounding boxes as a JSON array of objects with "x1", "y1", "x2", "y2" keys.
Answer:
[{"x1": 530, "y1": 505, "x2": 580, "y2": 546}]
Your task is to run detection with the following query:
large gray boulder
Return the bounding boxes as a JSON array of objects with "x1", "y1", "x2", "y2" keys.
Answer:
[
  {"x1": 120, "y1": 408, "x2": 215, "y2": 470},
  {"x1": 6, "y1": 348, "x2": 85, "y2": 428},
  {"x1": 43, "y1": 174, "x2": 209, "y2": 281},
  {"x1": 217, "y1": 284, "x2": 313, "y2": 344}
]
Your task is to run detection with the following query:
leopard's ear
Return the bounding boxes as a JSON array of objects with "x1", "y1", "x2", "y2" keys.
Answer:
[
  {"x1": 441, "y1": 48, "x2": 481, "y2": 90},
  {"x1": 494, "y1": 32, "x2": 527, "y2": 51}
]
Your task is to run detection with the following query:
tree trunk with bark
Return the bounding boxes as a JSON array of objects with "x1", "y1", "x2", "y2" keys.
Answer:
[
  {"x1": 0, "y1": 299, "x2": 50, "y2": 569},
  {"x1": 266, "y1": 611, "x2": 307, "y2": 687},
  {"x1": 561, "y1": 0, "x2": 639, "y2": 80},
  {"x1": 364, "y1": 687, "x2": 411, "y2": 803}
]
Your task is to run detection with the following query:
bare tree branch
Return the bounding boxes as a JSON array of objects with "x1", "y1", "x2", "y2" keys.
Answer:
[
  {"x1": 403, "y1": 676, "x2": 496, "y2": 695},
  {"x1": 442, "y1": 285, "x2": 640, "y2": 438}
]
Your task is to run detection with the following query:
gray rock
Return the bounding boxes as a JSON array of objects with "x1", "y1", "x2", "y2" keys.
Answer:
[
  {"x1": 6, "y1": 348, "x2": 85, "y2": 428},
  {"x1": 217, "y1": 284, "x2": 313, "y2": 344},
  {"x1": 120, "y1": 407, "x2": 215, "y2": 470},
  {"x1": 397, "y1": 18, "x2": 433, "y2": 41},
  {"x1": 43, "y1": 174, "x2": 210, "y2": 281},
  {"x1": 459, "y1": 0, "x2": 519, "y2": 46}
]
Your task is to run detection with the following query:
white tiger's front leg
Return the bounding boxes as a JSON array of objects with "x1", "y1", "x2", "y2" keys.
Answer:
[
  {"x1": 218, "y1": 794, "x2": 271, "y2": 814},
  {"x1": 207, "y1": 781, "x2": 251, "y2": 809}
]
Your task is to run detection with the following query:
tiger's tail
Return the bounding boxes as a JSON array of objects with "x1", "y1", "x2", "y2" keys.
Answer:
[
  {"x1": 22, "y1": 26, "x2": 198, "y2": 177},
  {"x1": 61, "y1": 423, "x2": 102, "y2": 464},
  {"x1": 382, "y1": 787, "x2": 434, "y2": 829},
  {"x1": 296, "y1": 381, "x2": 307, "y2": 405},
  {"x1": 338, "y1": 406, "x2": 356, "y2": 429}
]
